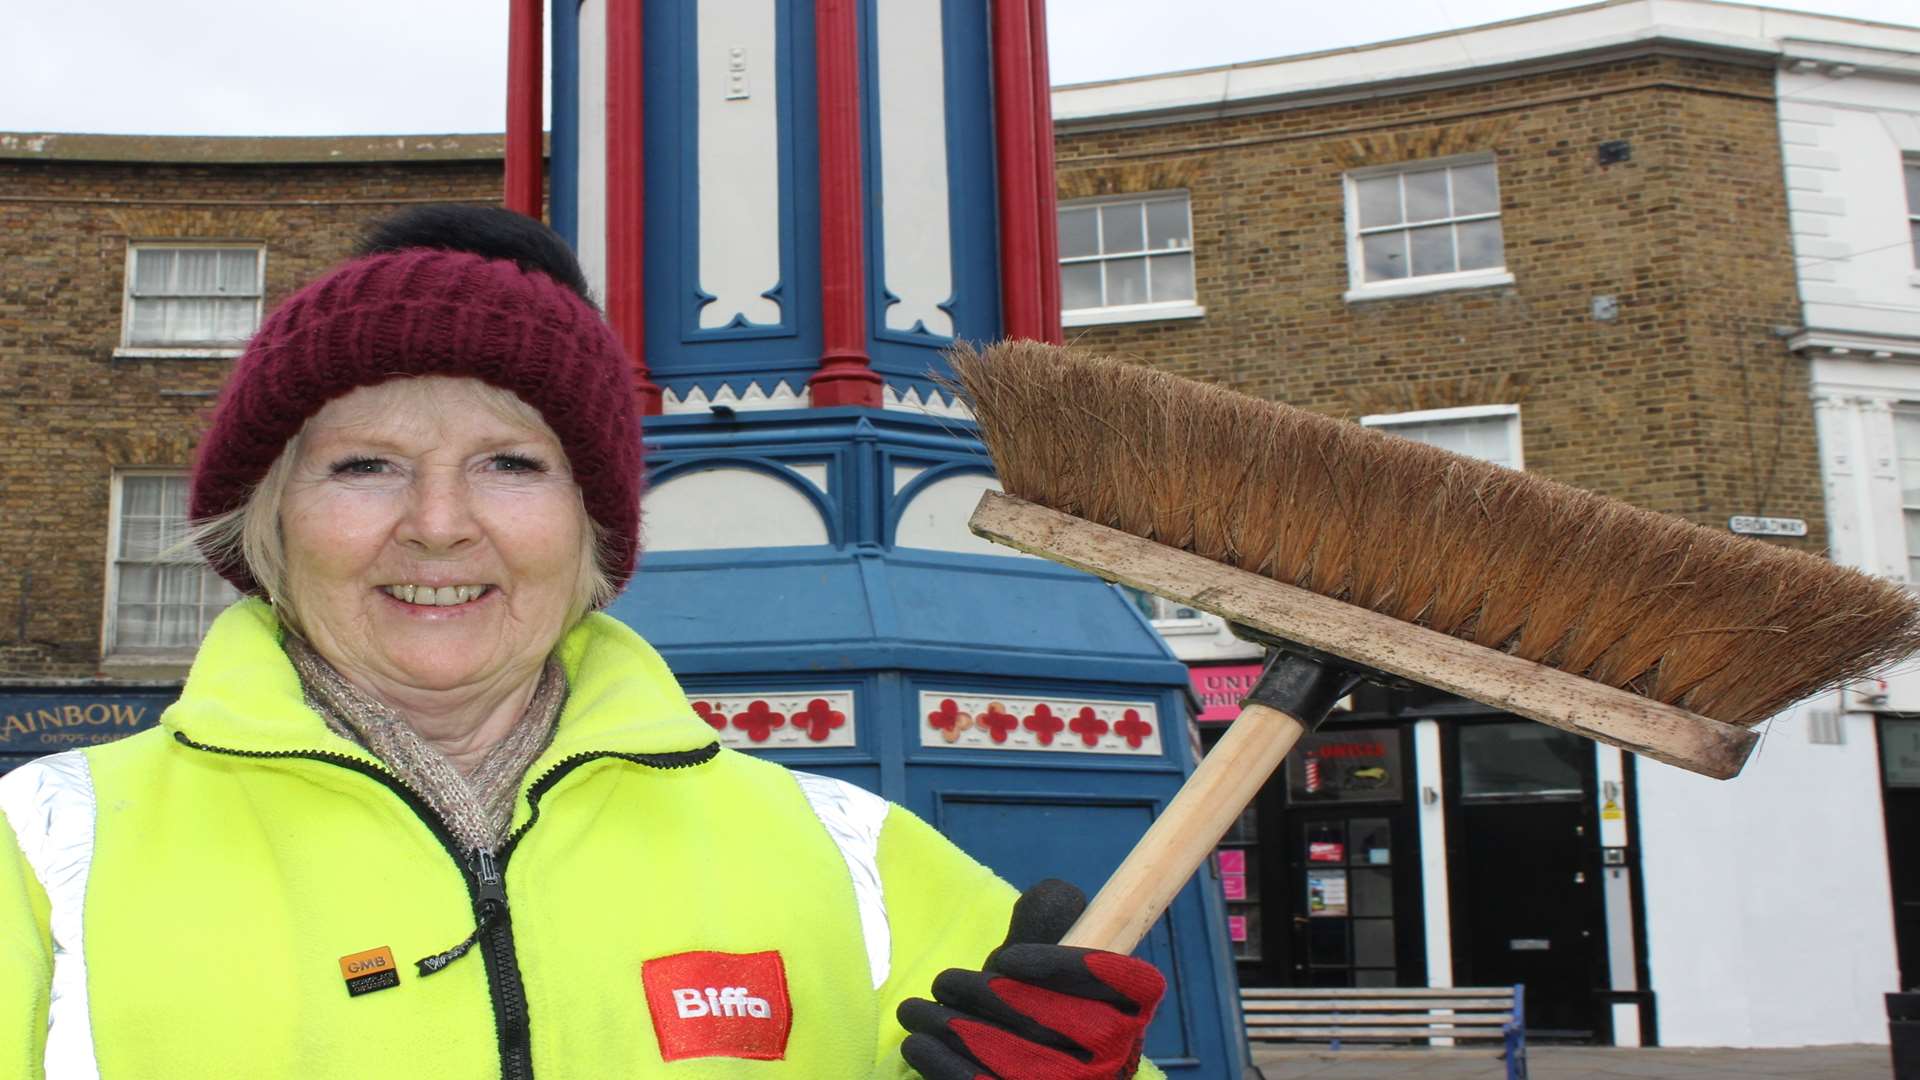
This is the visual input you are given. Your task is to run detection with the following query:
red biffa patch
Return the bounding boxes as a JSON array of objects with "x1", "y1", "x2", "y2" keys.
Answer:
[{"x1": 641, "y1": 950, "x2": 793, "y2": 1062}]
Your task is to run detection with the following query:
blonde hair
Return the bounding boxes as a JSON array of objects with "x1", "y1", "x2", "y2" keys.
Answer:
[{"x1": 191, "y1": 379, "x2": 618, "y2": 637}]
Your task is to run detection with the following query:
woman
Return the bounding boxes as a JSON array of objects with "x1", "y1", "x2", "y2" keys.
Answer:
[{"x1": 0, "y1": 207, "x2": 1164, "y2": 1079}]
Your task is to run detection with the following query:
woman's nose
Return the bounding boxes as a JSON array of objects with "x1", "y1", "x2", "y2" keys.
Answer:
[{"x1": 396, "y1": 467, "x2": 480, "y2": 552}]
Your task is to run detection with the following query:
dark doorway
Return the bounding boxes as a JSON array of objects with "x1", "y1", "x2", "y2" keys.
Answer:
[
  {"x1": 1446, "y1": 719, "x2": 1606, "y2": 1041},
  {"x1": 1881, "y1": 717, "x2": 1920, "y2": 991}
]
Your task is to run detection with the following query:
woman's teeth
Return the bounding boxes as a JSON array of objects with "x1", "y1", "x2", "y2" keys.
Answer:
[{"x1": 382, "y1": 584, "x2": 487, "y2": 606}]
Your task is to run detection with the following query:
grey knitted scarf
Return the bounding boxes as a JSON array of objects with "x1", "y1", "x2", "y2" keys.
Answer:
[{"x1": 284, "y1": 633, "x2": 565, "y2": 854}]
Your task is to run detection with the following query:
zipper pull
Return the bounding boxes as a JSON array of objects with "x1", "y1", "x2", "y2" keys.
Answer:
[{"x1": 470, "y1": 848, "x2": 508, "y2": 912}]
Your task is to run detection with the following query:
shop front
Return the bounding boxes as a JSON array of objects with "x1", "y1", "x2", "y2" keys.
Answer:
[{"x1": 1189, "y1": 663, "x2": 1649, "y2": 1044}]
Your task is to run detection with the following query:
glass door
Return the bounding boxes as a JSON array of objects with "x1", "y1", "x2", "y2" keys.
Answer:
[{"x1": 1274, "y1": 724, "x2": 1425, "y2": 987}]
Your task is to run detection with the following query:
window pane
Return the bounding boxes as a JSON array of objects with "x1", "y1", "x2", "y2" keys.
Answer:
[
  {"x1": 164, "y1": 299, "x2": 220, "y2": 343},
  {"x1": 118, "y1": 564, "x2": 158, "y2": 604},
  {"x1": 1100, "y1": 203, "x2": 1145, "y2": 254},
  {"x1": 116, "y1": 604, "x2": 158, "y2": 648},
  {"x1": 1059, "y1": 207, "x2": 1098, "y2": 259},
  {"x1": 1453, "y1": 162, "x2": 1499, "y2": 216},
  {"x1": 1884, "y1": 718, "x2": 1920, "y2": 788},
  {"x1": 1409, "y1": 225, "x2": 1455, "y2": 276},
  {"x1": 218, "y1": 250, "x2": 259, "y2": 293},
  {"x1": 1895, "y1": 411, "x2": 1920, "y2": 509},
  {"x1": 1061, "y1": 263, "x2": 1102, "y2": 311},
  {"x1": 1403, "y1": 168, "x2": 1449, "y2": 222},
  {"x1": 1145, "y1": 198, "x2": 1190, "y2": 250},
  {"x1": 214, "y1": 299, "x2": 257, "y2": 343},
  {"x1": 1458, "y1": 219, "x2": 1504, "y2": 271},
  {"x1": 1354, "y1": 917, "x2": 1395, "y2": 964},
  {"x1": 129, "y1": 299, "x2": 166, "y2": 343},
  {"x1": 1362, "y1": 232, "x2": 1408, "y2": 281},
  {"x1": 1908, "y1": 164, "x2": 1920, "y2": 213},
  {"x1": 1461, "y1": 723, "x2": 1586, "y2": 800},
  {"x1": 1912, "y1": 220, "x2": 1920, "y2": 270},
  {"x1": 1352, "y1": 869, "x2": 1393, "y2": 918},
  {"x1": 132, "y1": 249, "x2": 172, "y2": 294},
  {"x1": 1356, "y1": 175, "x2": 1401, "y2": 228},
  {"x1": 1150, "y1": 252, "x2": 1195, "y2": 302},
  {"x1": 121, "y1": 474, "x2": 168, "y2": 518},
  {"x1": 173, "y1": 250, "x2": 220, "y2": 294},
  {"x1": 1104, "y1": 257, "x2": 1148, "y2": 306}
]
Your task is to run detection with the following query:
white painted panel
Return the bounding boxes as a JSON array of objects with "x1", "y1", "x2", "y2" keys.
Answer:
[
  {"x1": 894, "y1": 473, "x2": 1028, "y2": 557},
  {"x1": 788, "y1": 462, "x2": 829, "y2": 494},
  {"x1": 642, "y1": 467, "x2": 829, "y2": 550},
  {"x1": 891, "y1": 464, "x2": 926, "y2": 494},
  {"x1": 1413, "y1": 720, "x2": 1453, "y2": 990},
  {"x1": 874, "y1": 0, "x2": 954, "y2": 337},
  {"x1": 696, "y1": 0, "x2": 782, "y2": 328},
  {"x1": 687, "y1": 690, "x2": 856, "y2": 748},
  {"x1": 1637, "y1": 700, "x2": 1899, "y2": 1047},
  {"x1": 917, "y1": 691, "x2": 1162, "y2": 756},
  {"x1": 577, "y1": 0, "x2": 608, "y2": 303}
]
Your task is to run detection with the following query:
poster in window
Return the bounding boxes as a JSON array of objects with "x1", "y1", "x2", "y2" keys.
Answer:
[
  {"x1": 1308, "y1": 841, "x2": 1345, "y2": 864},
  {"x1": 1308, "y1": 871, "x2": 1349, "y2": 918},
  {"x1": 1216, "y1": 849, "x2": 1246, "y2": 875},
  {"x1": 1286, "y1": 729, "x2": 1401, "y2": 804},
  {"x1": 1222, "y1": 873, "x2": 1247, "y2": 901}
]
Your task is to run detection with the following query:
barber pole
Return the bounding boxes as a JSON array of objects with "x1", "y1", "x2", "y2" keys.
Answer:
[{"x1": 520, "y1": 3, "x2": 1243, "y2": 1073}]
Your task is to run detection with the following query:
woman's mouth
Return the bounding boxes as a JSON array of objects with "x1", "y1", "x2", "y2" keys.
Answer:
[{"x1": 380, "y1": 584, "x2": 492, "y2": 607}]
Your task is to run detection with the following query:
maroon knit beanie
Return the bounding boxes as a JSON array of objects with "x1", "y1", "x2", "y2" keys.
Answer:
[{"x1": 190, "y1": 247, "x2": 641, "y2": 596}]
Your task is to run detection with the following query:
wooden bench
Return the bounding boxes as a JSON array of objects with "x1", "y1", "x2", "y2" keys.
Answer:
[{"x1": 1241, "y1": 985, "x2": 1527, "y2": 1079}]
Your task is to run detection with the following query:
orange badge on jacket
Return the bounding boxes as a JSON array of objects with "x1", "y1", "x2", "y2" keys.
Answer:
[
  {"x1": 339, "y1": 946, "x2": 400, "y2": 997},
  {"x1": 641, "y1": 950, "x2": 793, "y2": 1061}
]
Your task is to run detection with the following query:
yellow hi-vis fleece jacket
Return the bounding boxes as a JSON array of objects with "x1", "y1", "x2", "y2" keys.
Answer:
[{"x1": 0, "y1": 600, "x2": 1165, "y2": 1079}]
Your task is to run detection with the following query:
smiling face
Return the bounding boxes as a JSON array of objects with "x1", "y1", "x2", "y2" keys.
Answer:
[{"x1": 277, "y1": 376, "x2": 589, "y2": 704}]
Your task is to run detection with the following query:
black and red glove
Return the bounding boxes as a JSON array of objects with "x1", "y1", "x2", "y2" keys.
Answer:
[{"x1": 898, "y1": 879, "x2": 1166, "y2": 1080}]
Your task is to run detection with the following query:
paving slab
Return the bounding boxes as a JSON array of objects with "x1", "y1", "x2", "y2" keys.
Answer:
[{"x1": 1249, "y1": 1043, "x2": 1893, "y2": 1080}]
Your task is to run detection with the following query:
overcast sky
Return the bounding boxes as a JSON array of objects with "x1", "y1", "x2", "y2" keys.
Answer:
[{"x1": 4, "y1": 0, "x2": 1917, "y2": 137}]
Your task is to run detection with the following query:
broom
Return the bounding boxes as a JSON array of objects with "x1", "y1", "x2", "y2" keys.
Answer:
[{"x1": 949, "y1": 339, "x2": 1920, "y2": 953}]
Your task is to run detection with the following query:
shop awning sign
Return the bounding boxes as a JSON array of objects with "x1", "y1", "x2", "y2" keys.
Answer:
[{"x1": 0, "y1": 691, "x2": 173, "y2": 753}]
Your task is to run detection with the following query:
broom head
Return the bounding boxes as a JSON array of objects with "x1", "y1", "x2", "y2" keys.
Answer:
[{"x1": 950, "y1": 340, "x2": 1920, "y2": 731}]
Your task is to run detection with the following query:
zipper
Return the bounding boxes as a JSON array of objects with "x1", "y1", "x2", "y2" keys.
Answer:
[{"x1": 174, "y1": 731, "x2": 718, "y2": 1080}]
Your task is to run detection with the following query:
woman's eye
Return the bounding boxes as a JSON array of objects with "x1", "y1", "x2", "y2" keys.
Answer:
[
  {"x1": 491, "y1": 454, "x2": 547, "y2": 473},
  {"x1": 330, "y1": 457, "x2": 389, "y2": 476}
]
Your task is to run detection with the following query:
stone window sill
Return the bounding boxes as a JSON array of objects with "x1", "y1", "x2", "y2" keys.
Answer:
[
  {"x1": 1345, "y1": 270, "x2": 1515, "y2": 304},
  {"x1": 1062, "y1": 302, "x2": 1207, "y2": 328},
  {"x1": 113, "y1": 347, "x2": 244, "y2": 360}
]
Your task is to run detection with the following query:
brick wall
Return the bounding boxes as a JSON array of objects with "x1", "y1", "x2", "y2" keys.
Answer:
[
  {"x1": 1055, "y1": 54, "x2": 1820, "y2": 547},
  {"x1": 0, "y1": 155, "x2": 503, "y2": 679}
]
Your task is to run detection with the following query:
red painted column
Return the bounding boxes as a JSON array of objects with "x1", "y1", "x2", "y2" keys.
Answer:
[
  {"x1": 606, "y1": 0, "x2": 662, "y2": 414},
  {"x1": 991, "y1": 0, "x2": 1046, "y2": 342},
  {"x1": 1027, "y1": 0, "x2": 1064, "y2": 345},
  {"x1": 504, "y1": 0, "x2": 545, "y2": 218},
  {"x1": 808, "y1": 0, "x2": 884, "y2": 408}
]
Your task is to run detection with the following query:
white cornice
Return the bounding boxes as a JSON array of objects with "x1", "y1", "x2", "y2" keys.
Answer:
[{"x1": 1051, "y1": 0, "x2": 1920, "y2": 129}]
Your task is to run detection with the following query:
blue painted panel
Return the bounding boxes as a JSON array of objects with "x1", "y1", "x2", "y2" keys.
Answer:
[
  {"x1": 643, "y1": 0, "x2": 825, "y2": 380},
  {"x1": 887, "y1": 554, "x2": 1173, "y2": 660},
  {"x1": 549, "y1": 0, "x2": 582, "y2": 248},
  {"x1": 611, "y1": 557, "x2": 877, "y2": 651},
  {"x1": 935, "y1": 794, "x2": 1194, "y2": 1063}
]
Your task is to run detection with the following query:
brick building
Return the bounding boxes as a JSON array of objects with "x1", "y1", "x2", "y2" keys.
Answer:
[
  {"x1": 0, "y1": 134, "x2": 505, "y2": 758},
  {"x1": 1050, "y1": 0, "x2": 1904, "y2": 1050}
]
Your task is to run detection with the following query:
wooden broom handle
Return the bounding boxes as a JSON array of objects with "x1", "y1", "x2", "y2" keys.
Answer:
[{"x1": 1060, "y1": 702, "x2": 1306, "y2": 953}]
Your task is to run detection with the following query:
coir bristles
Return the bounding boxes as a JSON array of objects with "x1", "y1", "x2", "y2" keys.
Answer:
[{"x1": 951, "y1": 340, "x2": 1920, "y2": 727}]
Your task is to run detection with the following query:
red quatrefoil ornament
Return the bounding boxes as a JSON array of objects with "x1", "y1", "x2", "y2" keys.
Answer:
[
  {"x1": 1022, "y1": 704, "x2": 1065, "y2": 746},
  {"x1": 1114, "y1": 709, "x2": 1154, "y2": 749},
  {"x1": 978, "y1": 703, "x2": 1019, "y2": 744},
  {"x1": 1069, "y1": 707, "x2": 1109, "y2": 747},
  {"x1": 791, "y1": 698, "x2": 845, "y2": 742},
  {"x1": 691, "y1": 701, "x2": 727, "y2": 732},
  {"x1": 731, "y1": 700, "x2": 786, "y2": 743}
]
